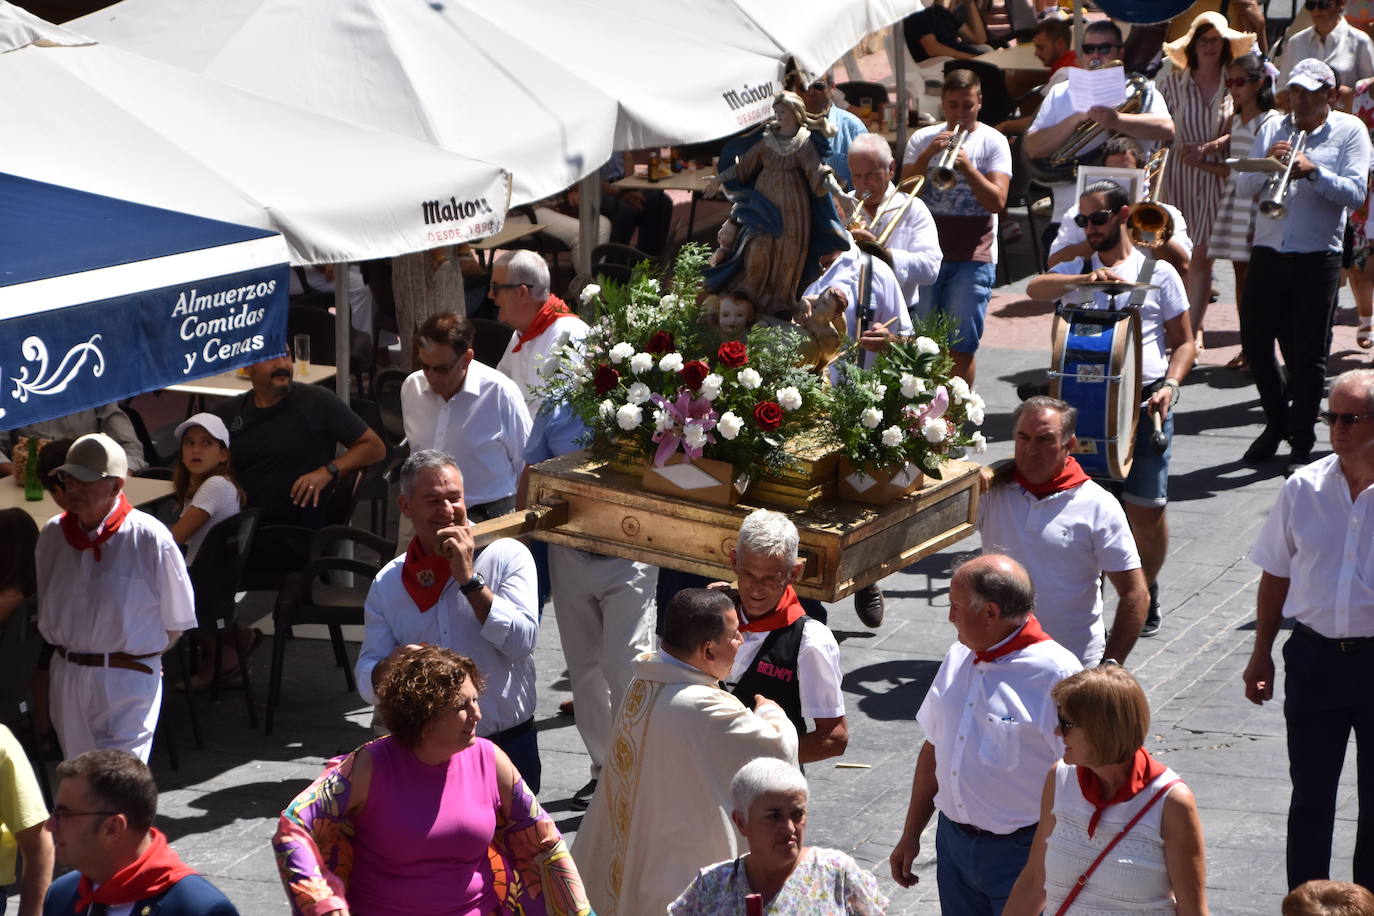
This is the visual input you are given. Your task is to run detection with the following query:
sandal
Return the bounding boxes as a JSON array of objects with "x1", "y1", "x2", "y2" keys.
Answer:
[
  {"x1": 1359, "y1": 317, "x2": 1374, "y2": 350},
  {"x1": 1226, "y1": 352, "x2": 1248, "y2": 371}
]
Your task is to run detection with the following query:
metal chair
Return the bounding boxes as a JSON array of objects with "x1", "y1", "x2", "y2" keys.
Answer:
[{"x1": 349, "y1": 397, "x2": 407, "y2": 536}]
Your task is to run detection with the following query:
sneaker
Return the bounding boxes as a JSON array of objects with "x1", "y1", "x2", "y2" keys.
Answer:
[
  {"x1": 1140, "y1": 582, "x2": 1161, "y2": 638},
  {"x1": 853, "y1": 584, "x2": 885, "y2": 628},
  {"x1": 571, "y1": 779, "x2": 597, "y2": 811}
]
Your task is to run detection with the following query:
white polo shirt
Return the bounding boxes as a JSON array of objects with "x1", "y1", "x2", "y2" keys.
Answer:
[
  {"x1": 727, "y1": 618, "x2": 846, "y2": 720},
  {"x1": 917, "y1": 630, "x2": 1082, "y2": 833},
  {"x1": 496, "y1": 313, "x2": 590, "y2": 416},
  {"x1": 401, "y1": 359, "x2": 531, "y2": 507},
  {"x1": 978, "y1": 479, "x2": 1141, "y2": 665},
  {"x1": 1251, "y1": 454, "x2": 1374, "y2": 638}
]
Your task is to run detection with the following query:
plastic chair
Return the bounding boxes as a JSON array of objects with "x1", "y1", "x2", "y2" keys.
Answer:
[
  {"x1": 370, "y1": 368, "x2": 408, "y2": 447},
  {"x1": 835, "y1": 80, "x2": 890, "y2": 109},
  {"x1": 264, "y1": 525, "x2": 396, "y2": 735},
  {"x1": 288, "y1": 304, "x2": 374, "y2": 395},
  {"x1": 350, "y1": 398, "x2": 407, "y2": 536},
  {"x1": 472, "y1": 318, "x2": 515, "y2": 369},
  {"x1": 0, "y1": 596, "x2": 52, "y2": 803}
]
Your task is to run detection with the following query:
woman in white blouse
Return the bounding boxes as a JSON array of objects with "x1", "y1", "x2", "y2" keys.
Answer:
[{"x1": 1005, "y1": 666, "x2": 1208, "y2": 915}]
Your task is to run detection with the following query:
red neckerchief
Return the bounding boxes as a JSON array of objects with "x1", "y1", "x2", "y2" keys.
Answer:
[
  {"x1": 73, "y1": 827, "x2": 196, "y2": 913},
  {"x1": 1051, "y1": 50, "x2": 1078, "y2": 73},
  {"x1": 59, "y1": 491, "x2": 132, "y2": 562},
  {"x1": 973, "y1": 614, "x2": 1052, "y2": 664},
  {"x1": 1077, "y1": 747, "x2": 1170, "y2": 838},
  {"x1": 1013, "y1": 455, "x2": 1091, "y2": 500},
  {"x1": 739, "y1": 585, "x2": 806, "y2": 633},
  {"x1": 510, "y1": 295, "x2": 571, "y2": 353},
  {"x1": 401, "y1": 537, "x2": 452, "y2": 612}
]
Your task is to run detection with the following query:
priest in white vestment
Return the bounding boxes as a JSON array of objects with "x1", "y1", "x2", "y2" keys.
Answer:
[{"x1": 571, "y1": 587, "x2": 799, "y2": 916}]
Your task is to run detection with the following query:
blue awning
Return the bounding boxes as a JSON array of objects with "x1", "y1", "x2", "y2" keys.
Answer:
[{"x1": 0, "y1": 173, "x2": 290, "y2": 431}]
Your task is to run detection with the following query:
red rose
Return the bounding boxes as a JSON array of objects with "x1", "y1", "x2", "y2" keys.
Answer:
[
  {"x1": 717, "y1": 341, "x2": 748, "y2": 367},
  {"x1": 646, "y1": 330, "x2": 676, "y2": 354},
  {"x1": 679, "y1": 360, "x2": 710, "y2": 390},
  {"x1": 752, "y1": 401, "x2": 783, "y2": 431},
  {"x1": 592, "y1": 363, "x2": 620, "y2": 395}
]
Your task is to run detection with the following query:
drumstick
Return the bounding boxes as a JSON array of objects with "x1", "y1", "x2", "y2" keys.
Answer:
[
  {"x1": 1151, "y1": 409, "x2": 1168, "y2": 453},
  {"x1": 866, "y1": 315, "x2": 902, "y2": 332}
]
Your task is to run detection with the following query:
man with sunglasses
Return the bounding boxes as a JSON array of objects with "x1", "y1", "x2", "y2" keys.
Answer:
[
  {"x1": 1244, "y1": 368, "x2": 1374, "y2": 892},
  {"x1": 1236, "y1": 58, "x2": 1371, "y2": 471},
  {"x1": 798, "y1": 70, "x2": 868, "y2": 190},
  {"x1": 1027, "y1": 179, "x2": 1196, "y2": 640},
  {"x1": 1025, "y1": 21, "x2": 1175, "y2": 256},
  {"x1": 492, "y1": 249, "x2": 589, "y2": 417},
  {"x1": 1277, "y1": 0, "x2": 1374, "y2": 110}
]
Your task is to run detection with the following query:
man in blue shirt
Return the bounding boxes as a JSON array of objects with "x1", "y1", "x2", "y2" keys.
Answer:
[{"x1": 800, "y1": 71, "x2": 868, "y2": 190}]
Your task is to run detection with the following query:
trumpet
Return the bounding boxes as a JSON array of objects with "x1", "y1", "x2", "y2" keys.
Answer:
[
  {"x1": 929, "y1": 125, "x2": 969, "y2": 191},
  {"x1": 1127, "y1": 147, "x2": 1173, "y2": 248},
  {"x1": 1258, "y1": 126, "x2": 1309, "y2": 220}
]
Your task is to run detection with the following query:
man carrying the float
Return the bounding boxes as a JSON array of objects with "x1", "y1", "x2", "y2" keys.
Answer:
[
  {"x1": 900, "y1": 68, "x2": 1012, "y2": 386},
  {"x1": 1023, "y1": 20, "x2": 1175, "y2": 258},
  {"x1": 847, "y1": 133, "x2": 943, "y2": 313},
  {"x1": 1027, "y1": 179, "x2": 1195, "y2": 640}
]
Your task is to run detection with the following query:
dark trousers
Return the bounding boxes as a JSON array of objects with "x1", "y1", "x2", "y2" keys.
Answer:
[
  {"x1": 489, "y1": 720, "x2": 541, "y2": 794},
  {"x1": 602, "y1": 190, "x2": 673, "y2": 257},
  {"x1": 1240, "y1": 247, "x2": 1341, "y2": 454},
  {"x1": 1283, "y1": 626, "x2": 1374, "y2": 891}
]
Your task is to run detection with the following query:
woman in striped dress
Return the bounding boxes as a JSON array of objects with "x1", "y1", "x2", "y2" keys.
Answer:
[
  {"x1": 1157, "y1": 12, "x2": 1256, "y2": 349},
  {"x1": 1348, "y1": 76, "x2": 1374, "y2": 355},
  {"x1": 1209, "y1": 53, "x2": 1281, "y2": 370}
]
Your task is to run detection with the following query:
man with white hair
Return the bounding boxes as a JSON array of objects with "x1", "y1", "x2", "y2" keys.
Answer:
[
  {"x1": 847, "y1": 132, "x2": 943, "y2": 311},
  {"x1": 35, "y1": 434, "x2": 195, "y2": 761},
  {"x1": 716, "y1": 509, "x2": 848, "y2": 764},
  {"x1": 492, "y1": 249, "x2": 590, "y2": 416}
]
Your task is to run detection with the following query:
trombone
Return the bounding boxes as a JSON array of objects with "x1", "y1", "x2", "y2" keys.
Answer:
[
  {"x1": 874, "y1": 174, "x2": 926, "y2": 247},
  {"x1": 928, "y1": 125, "x2": 969, "y2": 191},
  {"x1": 1259, "y1": 125, "x2": 1309, "y2": 220},
  {"x1": 1127, "y1": 147, "x2": 1173, "y2": 248}
]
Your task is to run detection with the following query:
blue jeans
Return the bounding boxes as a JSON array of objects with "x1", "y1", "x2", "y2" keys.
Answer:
[
  {"x1": 915, "y1": 260, "x2": 996, "y2": 353},
  {"x1": 1122, "y1": 407, "x2": 1173, "y2": 507},
  {"x1": 490, "y1": 723, "x2": 541, "y2": 794},
  {"x1": 935, "y1": 813, "x2": 1037, "y2": 915}
]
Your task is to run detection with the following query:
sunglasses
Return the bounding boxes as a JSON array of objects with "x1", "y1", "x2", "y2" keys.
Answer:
[
  {"x1": 1225, "y1": 76, "x2": 1260, "y2": 88},
  {"x1": 806, "y1": 80, "x2": 828, "y2": 92},
  {"x1": 1306, "y1": 0, "x2": 1339, "y2": 10},
  {"x1": 1073, "y1": 209, "x2": 1116, "y2": 228},
  {"x1": 1057, "y1": 713, "x2": 1079, "y2": 732},
  {"x1": 1081, "y1": 42, "x2": 1122, "y2": 54},
  {"x1": 1319, "y1": 411, "x2": 1374, "y2": 426}
]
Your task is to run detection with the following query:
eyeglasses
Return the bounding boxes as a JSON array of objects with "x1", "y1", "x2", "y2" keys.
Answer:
[
  {"x1": 1225, "y1": 76, "x2": 1260, "y2": 88},
  {"x1": 488, "y1": 282, "x2": 526, "y2": 294},
  {"x1": 1319, "y1": 411, "x2": 1374, "y2": 426},
  {"x1": 1081, "y1": 42, "x2": 1122, "y2": 54},
  {"x1": 1056, "y1": 713, "x2": 1079, "y2": 732},
  {"x1": 50, "y1": 810, "x2": 119, "y2": 826},
  {"x1": 1073, "y1": 209, "x2": 1116, "y2": 228},
  {"x1": 419, "y1": 356, "x2": 462, "y2": 375},
  {"x1": 805, "y1": 80, "x2": 828, "y2": 92},
  {"x1": 1305, "y1": 0, "x2": 1338, "y2": 10}
]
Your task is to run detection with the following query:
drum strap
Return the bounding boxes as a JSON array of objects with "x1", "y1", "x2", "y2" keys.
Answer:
[{"x1": 1128, "y1": 259, "x2": 1155, "y2": 308}]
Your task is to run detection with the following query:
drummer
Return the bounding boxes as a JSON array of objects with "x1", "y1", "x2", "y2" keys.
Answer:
[{"x1": 1027, "y1": 178, "x2": 1196, "y2": 640}]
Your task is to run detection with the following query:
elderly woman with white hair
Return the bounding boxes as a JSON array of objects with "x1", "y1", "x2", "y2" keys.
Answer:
[{"x1": 669, "y1": 758, "x2": 888, "y2": 915}]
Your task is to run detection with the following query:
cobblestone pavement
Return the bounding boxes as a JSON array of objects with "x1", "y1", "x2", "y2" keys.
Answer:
[{"x1": 11, "y1": 228, "x2": 1372, "y2": 914}]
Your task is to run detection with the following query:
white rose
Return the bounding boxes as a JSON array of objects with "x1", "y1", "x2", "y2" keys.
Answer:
[
  {"x1": 900, "y1": 373, "x2": 926, "y2": 398},
  {"x1": 868, "y1": 382, "x2": 887, "y2": 399},
  {"x1": 717, "y1": 411, "x2": 744, "y2": 439},
  {"x1": 921, "y1": 417, "x2": 947, "y2": 443},
  {"x1": 653, "y1": 409, "x2": 675, "y2": 432},
  {"x1": 626, "y1": 382, "x2": 652, "y2": 405},
  {"x1": 738, "y1": 368, "x2": 763, "y2": 390},
  {"x1": 861, "y1": 406, "x2": 883, "y2": 429},
  {"x1": 609, "y1": 342, "x2": 635, "y2": 364},
  {"x1": 915, "y1": 336, "x2": 940, "y2": 356},
  {"x1": 881, "y1": 425, "x2": 904, "y2": 447},
  {"x1": 598, "y1": 399, "x2": 615, "y2": 420},
  {"x1": 658, "y1": 352, "x2": 684, "y2": 373},
  {"x1": 579, "y1": 283, "x2": 601, "y2": 306},
  {"x1": 646, "y1": 278, "x2": 661, "y2": 292},
  {"x1": 683, "y1": 423, "x2": 709, "y2": 449},
  {"x1": 777, "y1": 386, "x2": 803, "y2": 411},
  {"x1": 630, "y1": 352, "x2": 654, "y2": 374},
  {"x1": 660, "y1": 294, "x2": 679, "y2": 309},
  {"x1": 966, "y1": 403, "x2": 985, "y2": 425},
  {"x1": 971, "y1": 431, "x2": 988, "y2": 454},
  {"x1": 700, "y1": 373, "x2": 724, "y2": 400},
  {"x1": 616, "y1": 404, "x2": 643, "y2": 430},
  {"x1": 949, "y1": 376, "x2": 971, "y2": 403}
]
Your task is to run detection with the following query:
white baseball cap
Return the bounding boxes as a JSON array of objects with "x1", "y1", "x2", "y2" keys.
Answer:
[
  {"x1": 1287, "y1": 58, "x2": 1336, "y2": 93},
  {"x1": 55, "y1": 433, "x2": 127, "y2": 482},
  {"x1": 174, "y1": 412, "x2": 231, "y2": 447}
]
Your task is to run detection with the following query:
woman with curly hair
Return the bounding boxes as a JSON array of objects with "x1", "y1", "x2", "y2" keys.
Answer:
[{"x1": 274, "y1": 645, "x2": 590, "y2": 916}]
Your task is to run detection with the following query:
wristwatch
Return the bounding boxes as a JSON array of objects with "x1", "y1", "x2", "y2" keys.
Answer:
[
  {"x1": 459, "y1": 572, "x2": 487, "y2": 595},
  {"x1": 325, "y1": 462, "x2": 340, "y2": 480}
]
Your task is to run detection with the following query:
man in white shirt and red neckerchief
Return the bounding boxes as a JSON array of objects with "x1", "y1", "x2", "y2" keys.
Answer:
[
  {"x1": 979, "y1": 396, "x2": 1149, "y2": 668},
  {"x1": 889, "y1": 553, "x2": 1082, "y2": 913},
  {"x1": 355, "y1": 449, "x2": 541, "y2": 789},
  {"x1": 710, "y1": 509, "x2": 848, "y2": 765},
  {"x1": 35, "y1": 434, "x2": 195, "y2": 763},
  {"x1": 492, "y1": 249, "x2": 590, "y2": 417},
  {"x1": 1244, "y1": 368, "x2": 1374, "y2": 892}
]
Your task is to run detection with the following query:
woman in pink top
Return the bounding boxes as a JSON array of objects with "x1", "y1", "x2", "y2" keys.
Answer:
[{"x1": 274, "y1": 645, "x2": 591, "y2": 916}]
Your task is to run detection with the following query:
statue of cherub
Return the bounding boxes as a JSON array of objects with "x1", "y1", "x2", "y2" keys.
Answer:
[
  {"x1": 796, "y1": 286, "x2": 848, "y2": 372},
  {"x1": 701, "y1": 290, "x2": 757, "y2": 340}
]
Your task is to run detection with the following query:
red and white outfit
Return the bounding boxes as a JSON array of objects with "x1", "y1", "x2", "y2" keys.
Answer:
[
  {"x1": 495, "y1": 296, "x2": 589, "y2": 416},
  {"x1": 727, "y1": 592, "x2": 845, "y2": 723},
  {"x1": 36, "y1": 497, "x2": 195, "y2": 762}
]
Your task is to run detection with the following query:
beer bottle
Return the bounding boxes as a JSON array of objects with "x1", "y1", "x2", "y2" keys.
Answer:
[
  {"x1": 23, "y1": 436, "x2": 43, "y2": 502},
  {"x1": 647, "y1": 149, "x2": 660, "y2": 183}
]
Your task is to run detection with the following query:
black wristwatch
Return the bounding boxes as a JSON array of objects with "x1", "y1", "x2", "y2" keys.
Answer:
[
  {"x1": 459, "y1": 572, "x2": 487, "y2": 595},
  {"x1": 325, "y1": 462, "x2": 340, "y2": 480}
]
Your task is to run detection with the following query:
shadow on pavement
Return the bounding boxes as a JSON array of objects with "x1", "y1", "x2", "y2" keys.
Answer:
[{"x1": 844, "y1": 659, "x2": 941, "y2": 722}]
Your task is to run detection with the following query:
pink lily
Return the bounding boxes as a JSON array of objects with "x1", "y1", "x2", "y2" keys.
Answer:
[
  {"x1": 650, "y1": 388, "x2": 718, "y2": 466},
  {"x1": 915, "y1": 385, "x2": 949, "y2": 424}
]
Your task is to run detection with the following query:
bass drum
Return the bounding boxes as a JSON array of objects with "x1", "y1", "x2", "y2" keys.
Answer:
[{"x1": 1048, "y1": 305, "x2": 1143, "y2": 480}]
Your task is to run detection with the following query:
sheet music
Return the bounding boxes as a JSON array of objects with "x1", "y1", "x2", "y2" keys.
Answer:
[{"x1": 1067, "y1": 66, "x2": 1127, "y2": 112}]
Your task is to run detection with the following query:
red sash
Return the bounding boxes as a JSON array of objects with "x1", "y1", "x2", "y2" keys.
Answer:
[
  {"x1": 510, "y1": 295, "x2": 571, "y2": 352},
  {"x1": 973, "y1": 614, "x2": 1052, "y2": 664},
  {"x1": 59, "y1": 492, "x2": 132, "y2": 562},
  {"x1": 72, "y1": 827, "x2": 196, "y2": 913},
  {"x1": 1013, "y1": 455, "x2": 1091, "y2": 499},
  {"x1": 401, "y1": 537, "x2": 452, "y2": 612},
  {"x1": 1077, "y1": 747, "x2": 1171, "y2": 837},
  {"x1": 739, "y1": 585, "x2": 806, "y2": 633}
]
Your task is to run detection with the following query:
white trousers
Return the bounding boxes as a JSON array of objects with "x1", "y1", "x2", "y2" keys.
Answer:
[
  {"x1": 51, "y1": 654, "x2": 162, "y2": 762},
  {"x1": 547, "y1": 546, "x2": 656, "y2": 779}
]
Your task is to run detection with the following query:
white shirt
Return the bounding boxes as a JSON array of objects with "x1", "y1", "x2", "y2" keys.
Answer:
[
  {"x1": 1250, "y1": 453, "x2": 1374, "y2": 638},
  {"x1": 356, "y1": 538, "x2": 539, "y2": 733},
  {"x1": 804, "y1": 242, "x2": 914, "y2": 378},
  {"x1": 1028, "y1": 78, "x2": 1174, "y2": 222},
  {"x1": 1279, "y1": 19, "x2": 1374, "y2": 92},
  {"x1": 860, "y1": 184, "x2": 944, "y2": 309},
  {"x1": 902, "y1": 123, "x2": 1014, "y2": 219},
  {"x1": 36, "y1": 505, "x2": 196, "y2": 655},
  {"x1": 727, "y1": 618, "x2": 846, "y2": 720},
  {"x1": 181, "y1": 474, "x2": 242, "y2": 565},
  {"x1": 917, "y1": 630, "x2": 1082, "y2": 833},
  {"x1": 1051, "y1": 201, "x2": 1194, "y2": 262},
  {"x1": 1049, "y1": 247, "x2": 1188, "y2": 385},
  {"x1": 978, "y1": 479, "x2": 1141, "y2": 666},
  {"x1": 401, "y1": 359, "x2": 531, "y2": 506},
  {"x1": 496, "y1": 312, "x2": 590, "y2": 416}
]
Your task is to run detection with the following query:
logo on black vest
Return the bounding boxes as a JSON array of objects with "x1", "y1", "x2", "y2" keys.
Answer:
[{"x1": 755, "y1": 660, "x2": 794, "y2": 682}]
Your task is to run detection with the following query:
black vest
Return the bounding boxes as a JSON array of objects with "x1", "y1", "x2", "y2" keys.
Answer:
[{"x1": 731, "y1": 617, "x2": 808, "y2": 736}]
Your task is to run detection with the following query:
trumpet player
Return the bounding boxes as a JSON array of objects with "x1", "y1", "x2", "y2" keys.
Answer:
[
  {"x1": 899, "y1": 69, "x2": 1012, "y2": 384},
  {"x1": 847, "y1": 134, "x2": 943, "y2": 311},
  {"x1": 1236, "y1": 59, "x2": 1371, "y2": 471}
]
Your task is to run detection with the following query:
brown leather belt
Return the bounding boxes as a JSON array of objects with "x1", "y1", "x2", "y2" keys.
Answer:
[{"x1": 54, "y1": 647, "x2": 160, "y2": 675}]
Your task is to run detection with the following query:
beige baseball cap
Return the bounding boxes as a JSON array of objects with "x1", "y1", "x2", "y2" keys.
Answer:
[{"x1": 55, "y1": 433, "x2": 128, "y2": 482}]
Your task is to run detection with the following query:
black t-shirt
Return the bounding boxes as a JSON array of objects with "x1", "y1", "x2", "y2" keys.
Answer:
[
  {"x1": 903, "y1": 6, "x2": 977, "y2": 62},
  {"x1": 212, "y1": 382, "x2": 368, "y2": 528}
]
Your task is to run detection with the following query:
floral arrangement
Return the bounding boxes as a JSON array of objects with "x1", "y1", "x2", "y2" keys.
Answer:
[
  {"x1": 830, "y1": 315, "x2": 987, "y2": 478},
  {"x1": 541, "y1": 243, "x2": 832, "y2": 482}
]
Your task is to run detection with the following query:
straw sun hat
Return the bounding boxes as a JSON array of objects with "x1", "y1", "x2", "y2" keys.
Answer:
[{"x1": 1163, "y1": 11, "x2": 1256, "y2": 70}]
